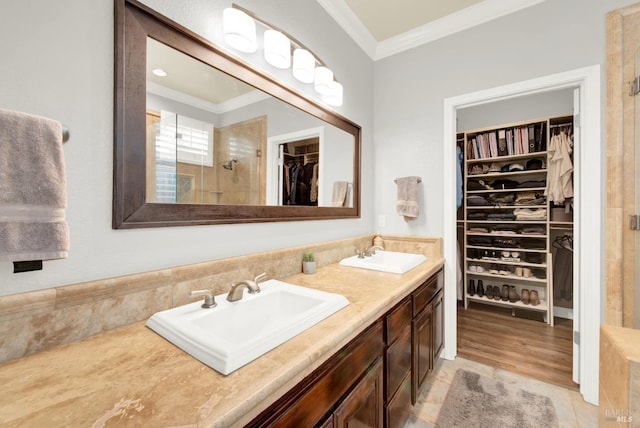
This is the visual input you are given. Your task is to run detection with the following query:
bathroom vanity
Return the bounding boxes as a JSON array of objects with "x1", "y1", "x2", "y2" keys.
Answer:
[{"x1": 0, "y1": 238, "x2": 443, "y2": 427}]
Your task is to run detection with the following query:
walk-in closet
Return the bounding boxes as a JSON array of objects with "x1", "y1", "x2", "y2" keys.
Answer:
[{"x1": 455, "y1": 89, "x2": 577, "y2": 389}]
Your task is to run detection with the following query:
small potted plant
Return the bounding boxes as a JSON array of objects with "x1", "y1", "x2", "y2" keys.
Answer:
[{"x1": 302, "y1": 251, "x2": 316, "y2": 274}]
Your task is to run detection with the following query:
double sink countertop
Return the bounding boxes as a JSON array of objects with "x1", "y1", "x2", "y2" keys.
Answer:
[{"x1": 0, "y1": 256, "x2": 444, "y2": 427}]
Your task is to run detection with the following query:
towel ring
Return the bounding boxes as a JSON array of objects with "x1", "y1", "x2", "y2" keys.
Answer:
[{"x1": 62, "y1": 126, "x2": 70, "y2": 143}]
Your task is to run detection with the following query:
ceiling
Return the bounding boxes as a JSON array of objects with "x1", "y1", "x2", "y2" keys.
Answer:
[{"x1": 317, "y1": 0, "x2": 547, "y2": 60}]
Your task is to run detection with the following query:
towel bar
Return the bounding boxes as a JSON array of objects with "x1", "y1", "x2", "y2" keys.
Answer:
[{"x1": 394, "y1": 177, "x2": 422, "y2": 184}]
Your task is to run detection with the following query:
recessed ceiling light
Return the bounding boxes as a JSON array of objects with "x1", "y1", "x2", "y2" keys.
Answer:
[{"x1": 152, "y1": 68, "x2": 167, "y2": 77}]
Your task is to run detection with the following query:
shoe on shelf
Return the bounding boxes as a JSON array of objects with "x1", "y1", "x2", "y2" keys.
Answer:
[
  {"x1": 469, "y1": 265, "x2": 477, "y2": 272},
  {"x1": 477, "y1": 280, "x2": 485, "y2": 297},
  {"x1": 521, "y1": 289, "x2": 530, "y2": 304},
  {"x1": 489, "y1": 264, "x2": 499, "y2": 274},
  {"x1": 530, "y1": 290, "x2": 540, "y2": 306},
  {"x1": 498, "y1": 265, "x2": 510, "y2": 275},
  {"x1": 501, "y1": 284, "x2": 510, "y2": 301},
  {"x1": 522, "y1": 267, "x2": 532, "y2": 278},
  {"x1": 515, "y1": 267, "x2": 523, "y2": 277},
  {"x1": 486, "y1": 285, "x2": 496, "y2": 300},
  {"x1": 468, "y1": 279, "x2": 476, "y2": 296},
  {"x1": 494, "y1": 286, "x2": 502, "y2": 300},
  {"x1": 508, "y1": 285, "x2": 519, "y2": 303}
]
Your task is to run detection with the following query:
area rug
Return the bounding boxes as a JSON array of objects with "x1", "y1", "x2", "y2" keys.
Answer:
[{"x1": 435, "y1": 369, "x2": 559, "y2": 428}]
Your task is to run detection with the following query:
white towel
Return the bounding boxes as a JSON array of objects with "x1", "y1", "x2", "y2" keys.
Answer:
[
  {"x1": 396, "y1": 176, "x2": 420, "y2": 220},
  {"x1": 0, "y1": 109, "x2": 69, "y2": 262},
  {"x1": 331, "y1": 181, "x2": 348, "y2": 207}
]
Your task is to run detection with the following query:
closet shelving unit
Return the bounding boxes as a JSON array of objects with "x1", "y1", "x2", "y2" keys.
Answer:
[{"x1": 461, "y1": 116, "x2": 572, "y2": 325}]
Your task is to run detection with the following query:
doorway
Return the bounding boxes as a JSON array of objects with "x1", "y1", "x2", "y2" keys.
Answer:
[
  {"x1": 266, "y1": 127, "x2": 325, "y2": 206},
  {"x1": 442, "y1": 65, "x2": 601, "y2": 405}
]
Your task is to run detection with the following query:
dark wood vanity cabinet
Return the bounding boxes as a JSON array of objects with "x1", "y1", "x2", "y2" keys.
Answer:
[
  {"x1": 411, "y1": 269, "x2": 444, "y2": 404},
  {"x1": 384, "y1": 297, "x2": 413, "y2": 427},
  {"x1": 247, "y1": 268, "x2": 443, "y2": 428},
  {"x1": 248, "y1": 321, "x2": 384, "y2": 428}
]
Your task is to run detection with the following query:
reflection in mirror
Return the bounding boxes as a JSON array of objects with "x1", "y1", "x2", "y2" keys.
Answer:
[
  {"x1": 114, "y1": 0, "x2": 361, "y2": 227},
  {"x1": 145, "y1": 38, "x2": 354, "y2": 207}
]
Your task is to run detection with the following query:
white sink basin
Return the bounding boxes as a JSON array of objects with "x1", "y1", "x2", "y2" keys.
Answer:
[
  {"x1": 146, "y1": 279, "x2": 348, "y2": 375},
  {"x1": 339, "y1": 250, "x2": 427, "y2": 274}
]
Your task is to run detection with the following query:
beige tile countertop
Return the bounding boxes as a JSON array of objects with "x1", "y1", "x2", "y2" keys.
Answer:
[{"x1": 0, "y1": 258, "x2": 443, "y2": 428}]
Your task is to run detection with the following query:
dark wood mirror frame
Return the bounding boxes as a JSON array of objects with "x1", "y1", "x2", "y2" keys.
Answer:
[{"x1": 113, "y1": 0, "x2": 361, "y2": 228}]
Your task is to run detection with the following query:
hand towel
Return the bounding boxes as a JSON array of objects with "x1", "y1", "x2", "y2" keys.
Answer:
[
  {"x1": 0, "y1": 109, "x2": 69, "y2": 262},
  {"x1": 396, "y1": 176, "x2": 420, "y2": 220},
  {"x1": 331, "y1": 181, "x2": 348, "y2": 207}
]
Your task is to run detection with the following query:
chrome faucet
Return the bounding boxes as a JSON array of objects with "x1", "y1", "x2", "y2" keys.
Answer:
[
  {"x1": 190, "y1": 289, "x2": 217, "y2": 308},
  {"x1": 365, "y1": 245, "x2": 384, "y2": 256},
  {"x1": 227, "y1": 272, "x2": 268, "y2": 302}
]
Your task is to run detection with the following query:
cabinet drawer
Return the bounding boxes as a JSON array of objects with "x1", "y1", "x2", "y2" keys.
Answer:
[
  {"x1": 385, "y1": 297, "x2": 411, "y2": 344},
  {"x1": 254, "y1": 321, "x2": 384, "y2": 427},
  {"x1": 385, "y1": 325, "x2": 411, "y2": 399},
  {"x1": 412, "y1": 270, "x2": 443, "y2": 315}
]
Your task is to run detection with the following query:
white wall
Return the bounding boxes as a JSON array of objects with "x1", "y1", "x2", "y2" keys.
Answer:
[
  {"x1": 457, "y1": 88, "x2": 573, "y2": 132},
  {"x1": 372, "y1": 0, "x2": 636, "y2": 236},
  {"x1": 0, "y1": 0, "x2": 373, "y2": 295}
]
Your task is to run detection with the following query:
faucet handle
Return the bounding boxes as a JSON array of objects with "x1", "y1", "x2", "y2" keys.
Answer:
[
  {"x1": 190, "y1": 289, "x2": 217, "y2": 308},
  {"x1": 254, "y1": 272, "x2": 268, "y2": 285}
]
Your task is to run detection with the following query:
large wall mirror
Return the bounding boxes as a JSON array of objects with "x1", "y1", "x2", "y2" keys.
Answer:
[{"x1": 114, "y1": 0, "x2": 361, "y2": 228}]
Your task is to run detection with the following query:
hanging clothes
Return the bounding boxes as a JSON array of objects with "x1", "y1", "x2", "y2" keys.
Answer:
[
  {"x1": 553, "y1": 235, "x2": 573, "y2": 302},
  {"x1": 545, "y1": 129, "x2": 574, "y2": 204}
]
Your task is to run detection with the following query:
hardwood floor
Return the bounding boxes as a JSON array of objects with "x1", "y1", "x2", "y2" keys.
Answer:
[{"x1": 457, "y1": 301, "x2": 577, "y2": 390}]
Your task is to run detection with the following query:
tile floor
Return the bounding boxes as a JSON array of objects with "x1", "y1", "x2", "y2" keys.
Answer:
[{"x1": 406, "y1": 357, "x2": 598, "y2": 428}]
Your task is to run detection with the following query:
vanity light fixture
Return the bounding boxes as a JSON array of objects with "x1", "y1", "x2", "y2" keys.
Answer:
[
  {"x1": 313, "y1": 66, "x2": 334, "y2": 95},
  {"x1": 292, "y1": 48, "x2": 316, "y2": 84},
  {"x1": 264, "y1": 29, "x2": 291, "y2": 69},
  {"x1": 222, "y1": 7, "x2": 257, "y2": 53},
  {"x1": 323, "y1": 81, "x2": 343, "y2": 107},
  {"x1": 222, "y1": 4, "x2": 343, "y2": 107}
]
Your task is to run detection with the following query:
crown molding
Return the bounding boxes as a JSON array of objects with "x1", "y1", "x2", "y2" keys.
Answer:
[
  {"x1": 318, "y1": 0, "x2": 547, "y2": 61},
  {"x1": 147, "y1": 81, "x2": 270, "y2": 114},
  {"x1": 316, "y1": 0, "x2": 378, "y2": 59}
]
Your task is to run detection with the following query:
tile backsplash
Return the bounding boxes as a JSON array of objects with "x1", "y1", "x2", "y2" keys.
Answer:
[{"x1": 0, "y1": 234, "x2": 441, "y2": 364}]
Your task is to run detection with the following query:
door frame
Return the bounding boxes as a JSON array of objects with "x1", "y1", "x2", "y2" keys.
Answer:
[
  {"x1": 442, "y1": 64, "x2": 601, "y2": 405},
  {"x1": 266, "y1": 126, "x2": 325, "y2": 206}
]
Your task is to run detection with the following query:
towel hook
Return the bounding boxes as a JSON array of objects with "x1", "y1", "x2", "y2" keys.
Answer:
[{"x1": 62, "y1": 126, "x2": 70, "y2": 143}]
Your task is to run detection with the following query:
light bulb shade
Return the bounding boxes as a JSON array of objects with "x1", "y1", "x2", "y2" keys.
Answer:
[
  {"x1": 314, "y1": 66, "x2": 334, "y2": 95},
  {"x1": 323, "y1": 81, "x2": 343, "y2": 106},
  {"x1": 223, "y1": 8, "x2": 257, "y2": 53},
  {"x1": 292, "y1": 49, "x2": 315, "y2": 83},
  {"x1": 264, "y1": 30, "x2": 291, "y2": 69}
]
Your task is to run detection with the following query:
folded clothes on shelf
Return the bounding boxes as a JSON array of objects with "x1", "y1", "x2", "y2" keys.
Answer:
[
  {"x1": 517, "y1": 180, "x2": 546, "y2": 189},
  {"x1": 467, "y1": 212, "x2": 487, "y2": 220},
  {"x1": 493, "y1": 237, "x2": 518, "y2": 248},
  {"x1": 488, "y1": 193, "x2": 515, "y2": 204},
  {"x1": 514, "y1": 208, "x2": 547, "y2": 220},
  {"x1": 467, "y1": 195, "x2": 491, "y2": 206},
  {"x1": 467, "y1": 236, "x2": 492, "y2": 246}
]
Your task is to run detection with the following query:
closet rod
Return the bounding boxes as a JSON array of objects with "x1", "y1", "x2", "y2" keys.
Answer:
[{"x1": 549, "y1": 123, "x2": 572, "y2": 129}]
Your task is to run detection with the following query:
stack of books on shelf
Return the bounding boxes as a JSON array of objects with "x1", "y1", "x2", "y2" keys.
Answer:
[{"x1": 467, "y1": 123, "x2": 546, "y2": 160}]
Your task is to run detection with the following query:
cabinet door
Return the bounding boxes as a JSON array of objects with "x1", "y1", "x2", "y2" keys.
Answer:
[
  {"x1": 432, "y1": 289, "x2": 444, "y2": 361},
  {"x1": 333, "y1": 359, "x2": 383, "y2": 428},
  {"x1": 411, "y1": 304, "x2": 432, "y2": 405},
  {"x1": 385, "y1": 325, "x2": 411, "y2": 400}
]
